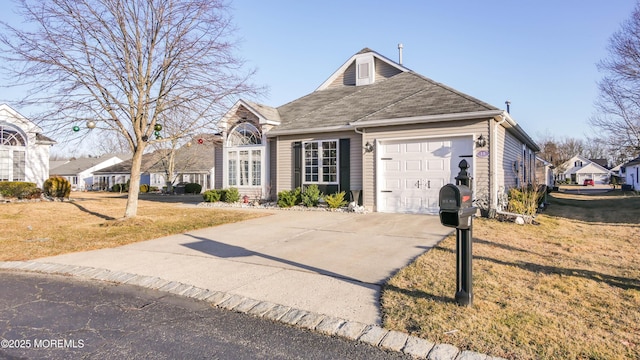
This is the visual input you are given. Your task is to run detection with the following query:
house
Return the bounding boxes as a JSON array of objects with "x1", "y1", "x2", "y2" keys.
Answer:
[
  {"x1": 621, "y1": 156, "x2": 640, "y2": 191},
  {"x1": 0, "y1": 104, "x2": 56, "y2": 187},
  {"x1": 50, "y1": 154, "x2": 127, "y2": 190},
  {"x1": 216, "y1": 48, "x2": 539, "y2": 215},
  {"x1": 556, "y1": 155, "x2": 611, "y2": 185},
  {"x1": 94, "y1": 135, "x2": 221, "y2": 193},
  {"x1": 535, "y1": 156, "x2": 554, "y2": 187}
]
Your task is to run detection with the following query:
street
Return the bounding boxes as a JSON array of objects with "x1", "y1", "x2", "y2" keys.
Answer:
[{"x1": 0, "y1": 271, "x2": 411, "y2": 360}]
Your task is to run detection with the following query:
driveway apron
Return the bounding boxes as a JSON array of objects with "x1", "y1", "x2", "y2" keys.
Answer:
[{"x1": 35, "y1": 210, "x2": 452, "y2": 324}]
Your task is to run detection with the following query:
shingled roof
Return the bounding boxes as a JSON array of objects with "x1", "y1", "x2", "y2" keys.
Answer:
[{"x1": 275, "y1": 71, "x2": 496, "y2": 131}]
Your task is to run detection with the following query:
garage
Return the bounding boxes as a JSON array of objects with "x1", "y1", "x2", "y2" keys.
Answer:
[{"x1": 377, "y1": 136, "x2": 473, "y2": 214}]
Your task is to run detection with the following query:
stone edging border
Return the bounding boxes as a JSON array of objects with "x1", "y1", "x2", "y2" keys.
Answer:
[{"x1": 0, "y1": 261, "x2": 504, "y2": 360}]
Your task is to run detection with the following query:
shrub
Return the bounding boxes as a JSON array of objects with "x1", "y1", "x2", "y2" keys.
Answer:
[
  {"x1": 43, "y1": 176, "x2": 71, "y2": 199},
  {"x1": 0, "y1": 181, "x2": 40, "y2": 199},
  {"x1": 301, "y1": 184, "x2": 322, "y2": 207},
  {"x1": 203, "y1": 189, "x2": 221, "y2": 202},
  {"x1": 140, "y1": 184, "x2": 150, "y2": 193},
  {"x1": 185, "y1": 183, "x2": 202, "y2": 194},
  {"x1": 225, "y1": 187, "x2": 240, "y2": 203},
  {"x1": 277, "y1": 187, "x2": 302, "y2": 208},
  {"x1": 507, "y1": 185, "x2": 542, "y2": 216},
  {"x1": 149, "y1": 186, "x2": 159, "y2": 192},
  {"x1": 324, "y1": 191, "x2": 347, "y2": 209}
]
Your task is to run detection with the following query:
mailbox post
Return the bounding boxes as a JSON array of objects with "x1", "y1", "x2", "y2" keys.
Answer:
[{"x1": 439, "y1": 159, "x2": 476, "y2": 307}]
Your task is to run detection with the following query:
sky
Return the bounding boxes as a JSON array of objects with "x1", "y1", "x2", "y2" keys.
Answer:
[
  {"x1": 0, "y1": 1, "x2": 637, "y2": 155},
  {"x1": 229, "y1": 0, "x2": 637, "y2": 141}
]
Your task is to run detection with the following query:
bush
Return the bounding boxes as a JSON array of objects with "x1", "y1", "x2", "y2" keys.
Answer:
[
  {"x1": 324, "y1": 191, "x2": 348, "y2": 209},
  {"x1": 185, "y1": 183, "x2": 202, "y2": 194},
  {"x1": 140, "y1": 184, "x2": 150, "y2": 193},
  {"x1": 149, "y1": 186, "x2": 159, "y2": 192},
  {"x1": 301, "y1": 184, "x2": 322, "y2": 207},
  {"x1": 277, "y1": 187, "x2": 302, "y2": 208},
  {"x1": 203, "y1": 189, "x2": 221, "y2": 202},
  {"x1": 0, "y1": 181, "x2": 41, "y2": 199},
  {"x1": 225, "y1": 187, "x2": 240, "y2": 203},
  {"x1": 43, "y1": 176, "x2": 71, "y2": 199},
  {"x1": 507, "y1": 185, "x2": 542, "y2": 216}
]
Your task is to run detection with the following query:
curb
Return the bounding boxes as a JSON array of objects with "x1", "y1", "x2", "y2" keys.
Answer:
[{"x1": 0, "y1": 261, "x2": 505, "y2": 360}]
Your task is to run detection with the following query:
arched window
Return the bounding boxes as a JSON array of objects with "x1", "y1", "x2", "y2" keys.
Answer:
[
  {"x1": 0, "y1": 124, "x2": 27, "y2": 182},
  {"x1": 227, "y1": 122, "x2": 261, "y2": 147},
  {"x1": 0, "y1": 125, "x2": 26, "y2": 146},
  {"x1": 226, "y1": 122, "x2": 262, "y2": 187}
]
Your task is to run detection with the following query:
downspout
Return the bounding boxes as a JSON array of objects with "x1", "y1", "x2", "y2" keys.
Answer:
[{"x1": 492, "y1": 113, "x2": 508, "y2": 214}]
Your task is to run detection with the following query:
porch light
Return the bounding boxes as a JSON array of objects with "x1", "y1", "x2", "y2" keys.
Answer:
[
  {"x1": 364, "y1": 141, "x2": 374, "y2": 153},
  {"x1": 475, "y1": 134, "x2": 487, "y2": 148}
]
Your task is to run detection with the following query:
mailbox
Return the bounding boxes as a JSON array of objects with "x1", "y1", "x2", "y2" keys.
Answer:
[{"x1": 439, "y1": 184, "x2": 476, "y2": 229}]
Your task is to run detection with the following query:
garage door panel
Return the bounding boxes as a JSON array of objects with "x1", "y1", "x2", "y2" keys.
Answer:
[
  {"x1": 427, "y1": 159, "x2": 444, "y2": 171},
  {"x1": 405, "y1": 142, "x2": 422, "y2": 152},
  {"x1": 384, "y1": 160, "x2": 401, "y2": 171},
  {"x1": 383, "y1": 178, "x2": 401, "y2": 190},
  {"x1": 405, "y1": 160, "x2": 422, "y2": 171}
]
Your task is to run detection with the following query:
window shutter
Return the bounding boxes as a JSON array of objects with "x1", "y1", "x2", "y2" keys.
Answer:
[
  {"x1": 293, "y1": 142, "x2": 302, "y2": 188},
  {"x1": 339, "y1": 138, "x2": 350, "y2": 200}
]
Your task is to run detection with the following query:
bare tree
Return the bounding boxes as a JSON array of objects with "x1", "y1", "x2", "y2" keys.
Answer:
[
  {"x1": 0, "y1": 0, "x2": 260, "y2": 217},
  {"x1": 592, "y1": 3, "x2": 640, "y2": 157}
]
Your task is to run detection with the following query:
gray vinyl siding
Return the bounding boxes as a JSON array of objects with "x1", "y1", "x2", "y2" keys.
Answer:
[
  {"x1": 500, "y1": 127, "x2": 523, "y2": 190},
  {"x1": 214, "y1": 143, "x2": 223, "y2": 189},
  {"x1": 274, "y1": 131, "x2": 362, "y2": 194},
  {"x1": 269, "y1": 139, "x2": 277, "y2": 200},
  {"x1": 361, "y1": 119, "x2": 489, "y2": 211},
  {"x1": 374, "y1": 58, "x2": 402, "y2": 79}
]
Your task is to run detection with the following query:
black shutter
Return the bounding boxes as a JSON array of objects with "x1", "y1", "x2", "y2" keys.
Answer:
[
  {"x1": 339, "y1": 138, "x2": 350, "y2": 200},
  {"x1": 293, "y1": 142, "x2": 302, "y2": 189}
]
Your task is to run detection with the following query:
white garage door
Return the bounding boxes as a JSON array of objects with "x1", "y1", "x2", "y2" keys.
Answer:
[{"x1": 378, "y1": 136, "x2": 473, "y2": 214}]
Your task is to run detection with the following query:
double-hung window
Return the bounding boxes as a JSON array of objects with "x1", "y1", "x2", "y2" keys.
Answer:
[{"x1": 304, "y1": 140, "x2": 338, "y2": 184}]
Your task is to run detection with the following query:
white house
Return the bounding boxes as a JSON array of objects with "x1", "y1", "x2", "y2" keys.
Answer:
[
  {"x1": 50, "y1": 154, "x2": 127, "y2": 191},
  {"x1": 0, "y1": 104, "x2": 56, "y2": 187},
  {"x1": 622, "y1": 156, "x2": 640, "y2": 191},
  {"x1": 556, "y1": 155, "x2": 610, "y2": 185}
]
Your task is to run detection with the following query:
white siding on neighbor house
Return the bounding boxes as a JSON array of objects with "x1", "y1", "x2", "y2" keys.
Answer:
[
  {"x1": 362, "y1": 119, "x2": 489, "y2": 211},
  {"x1": 625, "y1": 164, "x2": 640, "y2": 190},
  {"x1": 274, "y1": 131, "x2": 362, "y2": 194},
  {"x1": 26, "y1": 137, "x2": 51, "y2": 188}
]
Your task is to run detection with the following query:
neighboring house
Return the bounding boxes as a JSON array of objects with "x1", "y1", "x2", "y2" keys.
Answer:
[
  {"x1": 216, "y1": 48, "x2": 539, "y2": 215},
  {"x1": 556, "y1": 155, "x2": 611, "y2": 185},
  {"x1": 535, "y1": 156, "x2": 554, "y2": 187},
  {"x1": 621, "y1": 156, "x2": 640, "y2": 191},
  {"x1": 50, "y1": 154, "x2": 127, "y2": 190},
  {"x1": 94, "y1": 135, "x2": 221, "y2": 193},
  {"x1": 0, "y1": 104, "x2": 56, "y2": 188}
]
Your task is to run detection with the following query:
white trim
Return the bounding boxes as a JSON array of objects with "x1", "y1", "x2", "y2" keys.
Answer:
[
  {"x1": 267, "y1": 125, "x2": 354, "y2": 137},
  {"x1": 351, "y1": 110, "x2": 504, "y2": 127}
]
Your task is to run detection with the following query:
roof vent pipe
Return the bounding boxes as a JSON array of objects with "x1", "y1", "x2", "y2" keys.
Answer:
[
  {"x1": 505, "y1": 100, "x2": 511, "y2": 114},
  {"x1": 398, "y1": 43, "x2": 403, "y2": 65}
]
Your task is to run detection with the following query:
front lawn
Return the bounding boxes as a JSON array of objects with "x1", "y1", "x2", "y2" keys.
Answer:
[{"x1": 381, "y1": 191, "x2": 640, "y2": 359}]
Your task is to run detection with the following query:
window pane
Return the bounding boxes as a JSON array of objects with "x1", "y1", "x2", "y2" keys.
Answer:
[
  {"x1": 0, "y1": 149, "x2": 9, "y2": 181},
  {"x1": 228, "y1": 151, "x2": 237, "y2": 186},
  {"x1": 252, "y1": 150, "x2": 261, "y2": 186},
  {"x1": 239, "y1": 150, "x2": 249, "y2": 186}
]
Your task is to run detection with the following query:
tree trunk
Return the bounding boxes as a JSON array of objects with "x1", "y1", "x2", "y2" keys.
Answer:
[{"x1": 124, "y1": 146, "x2": 144, "y2": 218}]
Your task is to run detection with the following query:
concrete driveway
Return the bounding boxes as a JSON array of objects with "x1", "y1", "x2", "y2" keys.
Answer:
[{"x1": 34, "y1": 210, "x2": 452, "y2": 325}]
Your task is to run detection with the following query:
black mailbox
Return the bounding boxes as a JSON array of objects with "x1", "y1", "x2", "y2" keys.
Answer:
[{"x1": 439, "y1": 184, "x2": 476, "y2": 229}]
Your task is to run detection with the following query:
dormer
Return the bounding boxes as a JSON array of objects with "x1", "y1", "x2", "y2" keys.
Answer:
[
  {"x1": 355, "y1": 53, "x2": 375, "y2": 86},
  {"x1": 316, "y1": 48, "x2": 410, "y2": 91}
]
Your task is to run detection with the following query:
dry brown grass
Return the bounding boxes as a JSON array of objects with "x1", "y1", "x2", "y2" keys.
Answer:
[
  {"x1": 382, "y1": 191, "x2": 640, "y2": 360},
  {"x1": 0, "y1": 192, "x2": 266, "y2": 261}
]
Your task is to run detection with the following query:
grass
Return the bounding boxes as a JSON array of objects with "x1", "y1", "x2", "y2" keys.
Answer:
[
  {"x1": 381, "y1": 190, "x2": 640, "y2": 360},
  {"x1": 0, "y1": 192, "x2": 266, "y2": 261}
]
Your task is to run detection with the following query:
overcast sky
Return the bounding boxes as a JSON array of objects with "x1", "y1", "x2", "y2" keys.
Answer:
[{"x1": 0, "y1": 1, "x2": 636, "y2": 155}]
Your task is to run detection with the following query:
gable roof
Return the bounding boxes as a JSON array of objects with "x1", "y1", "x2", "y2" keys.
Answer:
[
  {"x1": 559, "y1": 155, "x2": 610, "y2": 174},
  {"x1": 50, "y1": 154, "x2": 125, "y2": 175},
  {"x1": 275, "y1": 71, "x2": 497, "y2": 132},
  {"x1": 623, "y1": 156, "x2": 640, "y2": 168}
]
